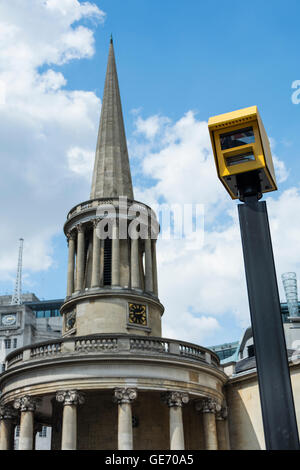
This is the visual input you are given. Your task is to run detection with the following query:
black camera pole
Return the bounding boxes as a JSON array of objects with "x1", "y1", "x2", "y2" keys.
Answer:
[{"x1": 237, "y1": 171, "x2": 299, "y2": 450}]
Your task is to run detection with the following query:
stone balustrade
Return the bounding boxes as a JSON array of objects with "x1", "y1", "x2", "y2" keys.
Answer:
[
  {"x1": 66, "y1": 197, "x2": 153, "y2": 221},
  {"x1": 4, "y1": 334, "x2": 220, "y2": 371}
]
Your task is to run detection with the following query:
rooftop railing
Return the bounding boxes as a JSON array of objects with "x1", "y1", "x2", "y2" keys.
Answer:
[
  {"x1": 66, "y1": 198, "x2": 154, "y2": 221},
  {"x1": 4, "y1": 334, "x2": 220, "y2": 371}
]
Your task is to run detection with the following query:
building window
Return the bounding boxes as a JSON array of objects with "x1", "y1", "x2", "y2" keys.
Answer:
[
  {"x1": 247, "y1": 344, "x2": 255, "y2": 358},
  {"x1": 4, "y1": 339, "x2": 11, "y2": 349},
  {"x1": 39, "y1": 426, "x2": 47, "y2": 438},
  {"x1": 36, "y1": 309, "x2": 61, "y2": 318},
  {"x1": 15, "y1": 425, "x2": 20, "y2": 437},
  {"x1": 13, "y1": 338, "x2": 17, "y2": 348},
  {"x1": 1, "y1": 363, "x2": 5, "y2": 373}
]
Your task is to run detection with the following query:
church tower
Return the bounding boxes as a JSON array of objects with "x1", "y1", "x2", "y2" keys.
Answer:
[
  {"x1": 0, "y1": 38, "x2": 228, "y2": 452},
  {"x1": 61, "y1": 39, "x2": 164, "y2": 337}
]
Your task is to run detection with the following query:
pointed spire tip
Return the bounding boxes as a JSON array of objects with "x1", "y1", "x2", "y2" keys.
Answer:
[
  {"x1": 90, "y1": 32, "x2": 134, "y2": 200},
  {"x1": 110, "y1": 34, "x2": 113, "y2": 44}
]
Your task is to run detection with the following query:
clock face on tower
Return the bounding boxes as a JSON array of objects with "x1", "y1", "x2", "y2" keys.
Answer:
[
  {"x1": 128, "y1": 303, "x2": 147, "y2": 326},
  {"x1": 1, "y1": 314, "x2": 17, "y2": 326}
]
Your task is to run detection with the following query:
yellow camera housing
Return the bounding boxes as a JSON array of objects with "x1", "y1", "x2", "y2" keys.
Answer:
[{"x1": 208, "y1": 106, "x2": 277, "y2": 199}]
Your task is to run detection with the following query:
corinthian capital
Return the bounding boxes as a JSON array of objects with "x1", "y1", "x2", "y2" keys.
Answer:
[
  {"x1": 67, "y1": 230, "x2": 76, "y2": 242},
  {"x1": 216, "y1": 404, "x2": 228, "y2": 421},
  {"x1": 196, "y1": 397, "x2": 221, "y2": 414},
  {"x1": 113, "y1": 388, "x2": 137, "y2": 404},
  {"x1": 76, "y1": 223, "x2": 85, "y2": 233},
  {"x1": 93, "y1": 218, "x2": 100, "y2": 228},
  {"x1": 13, "y1": 395, "x2": 38, "y2": 412},
  {"x1": 161, "y1": 391, "x2": 189, "y2": 408},
  {"x1": 0, "y1": 403, "x2": 18, "y2": 420},
  {"x1": 56, "y1": 390, "x2": 85, "y2": 406}
]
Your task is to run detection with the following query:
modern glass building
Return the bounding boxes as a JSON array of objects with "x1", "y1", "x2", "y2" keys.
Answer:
[
  {"x1": 210, "y1": 301, "x2": 300, "y2": 363},
  {"x1": 209, "y1": 341, "x2": 239, "y2": 361},
  {"x1": 24, "y1": 299, "x2": 63, "y2": 319}
]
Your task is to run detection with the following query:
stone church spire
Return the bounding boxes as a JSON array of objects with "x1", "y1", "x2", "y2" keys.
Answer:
[
  {"x1": 62, "y1": 38, "x2": 164, "y2": 339},
  {"x1": 90, "y1": 37, "x2": 134, "y2": 200}
]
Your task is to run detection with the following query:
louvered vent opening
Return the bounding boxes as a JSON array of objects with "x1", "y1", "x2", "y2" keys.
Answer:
[{"x1": 103, "y1": 238, "x2": 112, "y2": 286}]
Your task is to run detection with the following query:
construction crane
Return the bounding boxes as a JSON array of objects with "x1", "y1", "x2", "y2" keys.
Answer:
[{"x1": 11, "y1": 238, "x2": 24, "y2": 305}]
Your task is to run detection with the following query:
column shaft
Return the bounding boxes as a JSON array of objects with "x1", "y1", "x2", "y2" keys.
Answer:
[
  {"x1": 203, "y1": 412, "x2": 218, "y2": 450},
  {"x1": 19, "y1": 411, "x2": 34, "y2": 450},
  {"x1": 118, "y1": 402, "x2": 133, "y2": 450},
  {"x1": 131, "y1": 238, "x2": 141, "y2": 289},
  {"x1": 216, "y1": 418, "x2": 230, "y2": 450},
  {"x1": 152, "y1": 239, "x2": 158, "y2": 296},
  {"x1": 56, "y1": 391, "x2": 84, "y2": 450},
  {"x1": 76, "y1": 226, "x2": 85, "y2": 291},
  {"x1": 114, "y1": 388, "x2": 137, "y2": 451},
  {"x1": 169, "y1": 406, "x2": 185, "y2": 450},
  {"x1": 67, "y1": 235, "x2": 75, "y2": 296},
  {"x1": 162, "y1": 391, "x2": 188, "y2": 450},
  {"x1": 91, "y1": 222, "x2": 101, "y2": 287},
  {"x1": 61, "y1": 405, "x2": 77, "y2": 450},
  {"x1": 144, "y1": 238, "x2": 153, "y2": 292},
  {"x1": 112, "y1": 224, "x2": 120, "y2": 286},
  {"x1": 0, "y1": 419, "x2": 14, "y2": 450}
]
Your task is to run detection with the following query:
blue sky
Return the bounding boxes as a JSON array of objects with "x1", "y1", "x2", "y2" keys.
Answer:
[
  {"x1": 1, "y1": 0, "x2": 300, "y2": 347},
  {"x1": 60, "y1": 0, "x2": 300, "y2": 187}
]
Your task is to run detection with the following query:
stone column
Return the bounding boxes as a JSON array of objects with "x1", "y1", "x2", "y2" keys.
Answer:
[
  {"x1": 75, "y1": 224, "x2": 85, "y2": 292},
  {"x1": 197, "y1": 398, "x2": 220, "y2": 450},
  {"x1": 13, "y1": 396, "x2": 38, "y2": 450},
  {"x1": 114, "y1": 388, "x2": 137, "y2": 450},
  {"x1": 131, "y1": 238, "x2": 141, "y2": 289},
  {"x1": 0, "y1": 404, "x2": 17, "y2": 450},
  {"x1": 144, "y1": 237, "x2": 153, "y2": 293},
  {"x1": 56, "y1": 390, "x2": 85, "y2": 450},
  {"x1": 162, "y1": 391, "x2": 189, "y2": 450},
  {"x1": 91, "y1": 219, "x2": 101, "y2": 288},
  {"x1": 216, "y1": 405, "x2": 230, "y2": 450},
  {"x1": 67, "y1": 231, "x2": 76, "y2": 297},
  {"x1": 111, "y1": 222, "x2": 120, "y2": 286},
  {"x1": 152, "y1": 239, "x2": 158, "y2": 296}
]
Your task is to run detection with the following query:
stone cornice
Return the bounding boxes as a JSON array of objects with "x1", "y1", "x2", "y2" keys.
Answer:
[
  {"x1": 1, "y1": 352, "x2": 227, "y2": 388},
  {"x1": 64, "y1": 198, "x2": 157, "y2": 236},
  {"x1": 60, "y1": 288, "x2": 164, "y2": 316},
  {"x1": 0, "y1": 336, "x2": 227, "y2": 410}
]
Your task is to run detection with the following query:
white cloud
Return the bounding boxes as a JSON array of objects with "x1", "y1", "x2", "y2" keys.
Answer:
[
  {"x1": 134, "y1": 114, "x2": 170, "y2": 140},
  {"x1": 131, "y1": 110, "x2": 297, "y2": 344},
  {"x1": 132, "y1": 111, "x2": 228, "y2": 217},
  {"x1": 67, "y1": 146, "x2": 94, "y2": 177},
  {"x1": 0, "y1": 1, "x2": 105, "y2": 69},
  {"x1": 0, "y1": 0, "x2": 104, "y2": 281},
  {"x1": 273, "y1": 155, "x2": 289, "y2": 183},
  {"x1": 162, "y1": 310, "x2": 221, "y2": 345}
]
